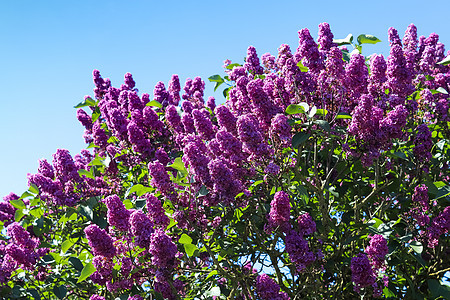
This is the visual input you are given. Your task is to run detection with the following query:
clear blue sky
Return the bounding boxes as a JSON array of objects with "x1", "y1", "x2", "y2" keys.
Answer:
[{"x1": 1, "y1": 0, "x2": 449, "y2": 198}]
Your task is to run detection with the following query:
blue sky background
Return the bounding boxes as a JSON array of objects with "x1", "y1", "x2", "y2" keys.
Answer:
[{"x1": 1, "y1": 0, "x2": 450, "y2": 198}]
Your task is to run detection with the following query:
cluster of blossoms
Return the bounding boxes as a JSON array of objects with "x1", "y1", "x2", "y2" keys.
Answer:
[{"x1": 1, "y1": 22, "x2": 449, "y2": 299}]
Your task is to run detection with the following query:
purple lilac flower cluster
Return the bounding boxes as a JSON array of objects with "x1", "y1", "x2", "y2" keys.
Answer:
[{"x1": 255, "y1": 273, "x2": 290, "y2": 300}]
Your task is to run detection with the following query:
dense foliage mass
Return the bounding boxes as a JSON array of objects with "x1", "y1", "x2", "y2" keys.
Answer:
[{"x1": 1, "y1": 23, "x2": 450, "y2": 299}]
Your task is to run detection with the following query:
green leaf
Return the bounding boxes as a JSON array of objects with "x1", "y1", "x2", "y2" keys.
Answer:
[
  {"x1": 168, "y1": 157, "x2": 188, "y2": 177},
  {"x1": 428, "y1": 279, "x2": 450, "y2": 299},
  {"x1": 314, "y1": 120, "x2": 331, "y2": 132},
  {"x1": 53, "y1": 285, "x2": 67, "y2": 299},
  {"x1": 336, "y1": 112, "x2": 352, "y2": 119},
  {"x1": 333, "y1": 34, "x2": 353, "y2": 46},
  {"x1": 206, "y1": 270, "x2": 218, "y2": 280},
  {"x1": 126, "y1": 184, "x2": 153, "y2": 198},
  {"x1": 15, "y1": 209, "x2": 25, "y2": 222},
  {"x1": 10, "y1": 199, "x2": 26, "y2": 209},
  {"x1": 309, "y1": 106, "x2": 317, "y2": 118},
  {"x1": 78, "y1": 169, "x2": 94, "y2": 179},
  {"x1": 357, "y1": 34, "x2": 381, "y2": 45},
  {"x1": 214, "y1": 81, "x2": 223, "y2": 92},
  {"x1": 296, "y1": 61, "x2": 309, "y2": 72},
  {"x1": 223, "y1": 86, "x2": 232, "y2": 98},
  {"x1": 178, "y1": 234, "x2": 193, "y2": 244},
  {"x1": 123, "y1": 199, "x2": 133, "y2": 209},
  {"x1": 146, "y1": 100, "x2": 162, "y2": 108},
  {"x1": 28, "y1": 184, "x2": 39, "y2": 194},
  {"x1": 183, "y1": 243, "x2": 197, "y2": 257},
  {"x1": 208, "y1": 75, "x2": 224, "y2": 83},
  {"x1": 61, "y1": 240, "x2": 75, "y2": 253},
  {"x1": 436, "y1": 87, "x2": 448, "y2": 94},
  {"x1": 74, "y1": 97, "x2": 96, "y2": 108},
  {"x1": 68, "y1": 257, "x2": 84, "y2": 271},
  {"x1": 437, "y1": 54, "x2": 450, "y2": 65},
  {"x1": 286, "y1": 103, "x2": 309, "y2": 115},
  {"x1": 292, "y1": 132, "x2": 310, "y2": 148},
  {"x1": 77, "y1": 262, "x2": 96, "y2": 283},
  {"x1": 225, "y1": 63, "x2": 241, "y2": 70},
  {"x1": 409, "y1": 240, "x2": 423, "y2": 254},
  {"x1": 316, "y1": 109, "x2": 328, "y2": 116},
  {"x1": 383, "y1": 287, "x2": 396, "y2": 298}
]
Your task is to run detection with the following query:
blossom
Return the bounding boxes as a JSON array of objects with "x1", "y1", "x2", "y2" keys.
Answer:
[
  {"x1": 297, "y1": 213, "x2": 316, "y2": 236},
  {"x1": 149, "y1": 229, "x2": 177, "y2": 269},
  {"x1": 268, "y1": 191, "x2": 291, "y2": 232},
  {"x1": 130, "y1": 210, "x2": 154, "y2": 248},
  {"x1": 285, "y1": 230, "x2": 315, "y2": 272},
  {"x1": 146, "y1": 194, "x2": 170, "y2": 228},
  {"x1": 351, "y1": 253, "x2": 376, "y2": 292},
  {"x1": 255, "y1": 273, "x2": 290, "y2": 300},
  {"x1": 365, "y1": 235, "x2": 388, "y2": 270},
  {"x1": 103, "y1": 195, "x2": 130, "y2": 232},
  {"x1": 148, "y1": 161, "x2": 177, "y2": 201},
  {"x1": 318, "y1": 22, "x2": 335, "y2": 52},
  {"x1": 84, "y1": 224, "x2": 116, "y2": 258},
  {"x1": 244, "y1": 46, "x2": 264, "y2": 75}
]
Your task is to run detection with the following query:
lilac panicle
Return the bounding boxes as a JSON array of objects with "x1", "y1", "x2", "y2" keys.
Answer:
[
  {"x1": 90, "y1": 295, "x2": 106, "y2": 300},
  {"x1": 215, "y1": 105, "x2": 238, "y2": 136},
  {"x1": 403, "y1": 24, "x2": 418, "y2": 53},
  {"x1": 351, "y1": 253, "x2": 376, "y2": 292},
  {"x1": 183, "y1": 139, "x2": 212, "y2": 187},
  {"x1": 103, "y1": 195, "x2": 130, "y2": 232},
  {"x1": 295, "y1": 28, "x2": 324, "y2": 74},
  {"x1": 368, "y1": 54, "x2": 387, "y2": 99},
  {"x1": 388, "y1": 27, "x2": 402, "y2": 47},
  {"x1": 244, "y1": 46, "x2": 264, "y2": 75},
  {"x1": 208, "y1": 159, "x2": 243, "y2": 203},
  {"x1": 297, "y1": 213, "x2": 316, "y2": 236},
  {"x1": 256, "y1": 273, "x2": 290, "y2": 300},
  {"x1": 154, "y1": 81, "x2": 169, "y2": 107},
  {"x1": 379, "y1": 104, "x2": 408, "y2": 139},
  {"x1": 123, "y1": 72, "x2": 136, "y2": 90},
  {"x1": 148, "y1": 161, "x2": 176, "y2": 201},
  {"x1": 285, "y1": 230, "x2": 315, "y2": 273},
  {"x1": 412, "y1": 184, "x2": 429, "y2": 210},
  {"x1": 427, "y1": 206, "x2": 450, "y2": 248},
  {"x1": 84, "y1": 224, "x2": 116, "y2": 258},
  {"x1": 215, "y1": 129, "x2": 244, "y2": 162},
  {"x1": 318, "y1": 22, "x2": 335, "y2": 52},
  {"x1": 192, "y1": 109, "x2": 215, "y2": 140},
  {"x1": 345, "y1": 54, "x2": 368, "y2": 101},
  {"x1": 92, "y1": 121, "x2": 108, "y2": 148},
  {"x1": 130, "y1": 210, "x2": 154, "y2": 248},
  {"x1": 146, "y1": 194, "x2": 170, "y2": 228},
  {"x1": 149, "y1": 229, "x2": 177, "y2": 269},
  {"x1": 38, "y1": 159, "x2": 54, "y2": 179},
  {"x1": 77, "y1": 108, "x2": 93, "y2": 131},
  {"x1": 7, "y1": 222, "x2": 35, "y2": 249},
  {"x1": 168, "y1": 74, "x2": 181, "y2": 106},
  {"x1": 413, "y1": 124, "x2": 433, "y2": 162},
  {"x1": 237, "y1": 113, "x2": 271, "y2": 158},
  {"x1": 206, "y1": 96, "x2": 216, "y2": 113},
  {"x1": 365, "y1": 235, "x2": 388, "y2": 269},
  {"x1": 181, "y1": 112, "x2": 195, "y2": 134},
  {"x1": 268, "y1": 191, "x2": 291, "y2": 232},
  {"x1": 261, "y1": 52, "x2": 276, "y2": 70},
  {"x1": 165, "y1": 105, "x2": 183, "y2": 133},
  {"x1": 270, "y1": 114, "x2": 291, "y2": 146},
  {"x1": 52, "y1": 149, "x2": 81, "y2": 184},
  {"x1": 386, "y1": 44, "x2": 414, "y2": 98},
  {"x1": 0, "y1": 193, "x2": 17, "y2": 225}
]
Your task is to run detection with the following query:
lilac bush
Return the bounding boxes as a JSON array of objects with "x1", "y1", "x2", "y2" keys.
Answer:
[{"x1": 0, "y1": 23, "x2": 449, "y2": 299}]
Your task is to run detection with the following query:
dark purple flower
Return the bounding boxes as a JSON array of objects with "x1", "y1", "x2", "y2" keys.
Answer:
[
  {"x1": 149, "y1": 229, "x2": 177, "y2": 269},
  {"x1": 77, "y1": 109, "x2": 93, "y2": 131},
  {"x1": 318, "y1": 22, "x2": 335, "y2": 52},
  {"x1": 237, "y1": 114, "x2": 271, "y2": 159},
  {"x1": 148, "y1": 161, "x2": 177, "y2": 201},
  {"x1": 285, "y1": 230, "x2": 315, "y2": 273},
  {"x1": 388, "y1": 27, "x2": 402, "y2": 47},
  {"x1": 244, "y1": 46, "x2": 264, "y2": 75},
  {"x1": 130, "y1": 210, "x2": 154, "y2": 248},
  {"x1": 297, "y1": 213, "x2": 316, "y2": 236},
  {"x1": 268, "y1": 191, "x2": 291, "y2": 232},
  {"x1": 255, "y1": 273, "x2": 290, "y2": 300},
  {"x1": 365, "y1": 235, "x2": 388, "y2": 269},
  {"x1": 103, "y1": 195, "x2": 130, "y2": 232},
  {"x1": 295, "y1": 28, "x2": 324, "y2": 74},
  {"x1": 192, "y1": 109, "x2": 216, "y2": 140},
  {"x1": 154, "y1": 81, "x2": 169, "y2": 107},
  {"x1": 208, "y1": 159, "x2": 243, "y2": 203},
  {"x1": 386, "y1": 44, "x2": 414, "y2": 98},
  {"x1": 270, "y1": 114, "x2": 291, "y2": 146},
  {"x1": 345, "y1": 54, "x2": 368, "y2": 101},
  {"x1": 261, "y1": 53, "x2": 276, "y2": 70},
  {"x1": 146, "y1": 194, "x2": 170, "y2": 228},
  {"x1": 165, "y1": 105, "x2": 183, "y2": 133},
  {"x1": 84, "y1": 224, "x2": 116, "y2": 258},
  {"x1": 215, "y1": 105, "x2": 238, "y2": 136},
  {"x1": 351, "y1": 253, "x2": 376, "y2": 292},
  {"x1": 413, "y1": 124, "x2": 433, "y2": 162},
  {"x1": 168, "y1": 74, "x2": 181, "y2": 106}
]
